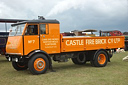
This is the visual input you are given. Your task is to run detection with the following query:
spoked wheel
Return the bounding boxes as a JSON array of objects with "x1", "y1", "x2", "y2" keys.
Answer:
[
  {"x1": 12, "y1": 61, "x2": 28, "y2": 71},
  {"x1": 28, "y1": 54, "x2": 49, "y2": 75},
  {"x1": 92, "y1": 51, "x2": 108, "y2": 67}
]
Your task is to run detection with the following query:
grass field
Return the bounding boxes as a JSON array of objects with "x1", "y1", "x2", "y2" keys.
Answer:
[{"x1": 0, "y1": 52, "x2": 128, "y2": 85}]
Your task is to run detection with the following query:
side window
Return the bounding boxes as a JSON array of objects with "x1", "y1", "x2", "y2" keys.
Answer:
[
  {"x1": 40, "y1": 24, "x2": 46, "y2": 34},
  {"x1": 25, "y1": 25, "x2": 38, "y2": 35}
]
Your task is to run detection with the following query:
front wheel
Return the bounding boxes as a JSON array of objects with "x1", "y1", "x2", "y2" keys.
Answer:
[
  {"x1": 12, "y1": 61, "x2": 28, "y2": 71},
  {"x1": 28, "y1": 54, "x2": 49, "y2": 75},
  {"x1": 6, "y1": 56, "x2": 9, "y2": 60},
  {"x1": 92, "y1": 51, "x2": 108, "y2": 67}
]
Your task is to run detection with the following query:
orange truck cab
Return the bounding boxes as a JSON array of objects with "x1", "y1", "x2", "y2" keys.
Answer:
[{"x1": 6, "y1": 17, "x2": 125, "y2": 75}]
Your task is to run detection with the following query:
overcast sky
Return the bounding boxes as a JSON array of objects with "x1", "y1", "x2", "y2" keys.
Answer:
[{"x1": 0, "y1": 0, "x2": 128, "y2": 33}]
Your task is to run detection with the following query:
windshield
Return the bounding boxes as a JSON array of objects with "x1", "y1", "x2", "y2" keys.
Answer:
[{"x1": 9, "y1": 24, "x2": 25, "y2": 36}]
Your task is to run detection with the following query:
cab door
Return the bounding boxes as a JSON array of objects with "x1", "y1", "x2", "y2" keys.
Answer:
[
  {"x1": 39, "y1": 24, "x2": 49, "y2": 53},
  {"x1": 24, "y1": 24, "x2": 39, "y2": 55},
  {"x1": 40, "y1": 24, "x2": 60, "y2": 54}
]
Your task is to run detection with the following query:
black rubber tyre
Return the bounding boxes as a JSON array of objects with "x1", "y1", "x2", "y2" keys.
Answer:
[
  {"x1": 28, "y1": 54, "x2": 49, "y2": 75},
  {"x1": 6, "y1": 56, "x2": 9, "y2": 60},
  {"x1": 90, "y1": 60, "x2": 95, "y2": 67},
  {"x1": 124, "y1": 44, "x2": 128, "y2": 51},
  {"x1": 72, "y1": 52, "x2": 86, "y2": 65},
  {"x1": 92, "y1": 51, "x2": 108, "y2": 67},
  {"x1": 12, "y1": 61, "x2": 28, "y2": 71}
]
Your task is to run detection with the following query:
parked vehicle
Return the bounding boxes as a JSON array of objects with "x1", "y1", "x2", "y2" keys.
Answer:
[
  {"x1": 61, "y1": 32, "x2": 75, "y2": 36},
  {"x1": 0, "y1": 18, "x2": 27, "y2": 57},
  {"x1": 0, "y1": 32, "x2": 9, "y2": 55},
  {"x1": 71, "y1": 29, "x2": 97, "y2": 36},
  {"x1": 100, "y1": 30, "x2": 128, "y2": 51},
  {"x1": 6, "y1": 17, "x2": 124, "y2": 75},
  {"x1": 99, "y1": 30, "x2": 123, "y2": 36}
]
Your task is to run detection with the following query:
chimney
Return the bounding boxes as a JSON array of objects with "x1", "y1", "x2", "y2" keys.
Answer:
[{"x1": 38, "y1": 16, "x2": 45, "y2": 20}]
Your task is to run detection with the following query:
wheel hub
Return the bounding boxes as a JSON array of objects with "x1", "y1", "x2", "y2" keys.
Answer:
[
  {"x1": 37, "y1": 60, "x2": 44, "y2": 69},
  {"x1": 98, "y1": 57, "x2": 101, "y2": 61},
  {"x1": 98, "y1": 54, "x2": 106, "y2": 64}
]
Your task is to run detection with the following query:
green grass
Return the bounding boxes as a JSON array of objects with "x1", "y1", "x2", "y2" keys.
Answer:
[{"x1": 0, "y1": 52, "x2": 128, "y2": 85}]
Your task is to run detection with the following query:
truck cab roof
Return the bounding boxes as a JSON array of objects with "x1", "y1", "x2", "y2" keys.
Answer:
[{"x1": 11, "y1": 19, "x2": 60, "y2": 26}]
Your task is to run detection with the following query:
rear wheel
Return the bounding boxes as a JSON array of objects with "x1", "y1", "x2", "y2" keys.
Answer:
[
  {"x1": 12, "y1": 61, "x2": 28, "y2": 71},
  {"x1": 28, "y1": 54, "x2": 49, "y2": 75},
  {"x1": 124, "y1": 44, "x2": 128, "y2": 51},
  {"x1": 92, "y1": 51, "x2": 108, "y2": 67},
  {"x1": 72, "y1": 52, "x2": 86, "y2": 65}
]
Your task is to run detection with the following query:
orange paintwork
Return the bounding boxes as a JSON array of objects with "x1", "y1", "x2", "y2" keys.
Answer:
[
  {"x1": 6, "y1": 22, "x2": 125, "y2": 56},
  {"x1": 61, "y1": 36, "x2": 124, "y2": 52},
  {"x1": 24, "y1": 23, "x2": 39, "y2": 55},
  {"x1": 24, "y1": 35, "x2": 39, "y2": 55},
  {"x1": 6, "y1": 36, "x2": 23, "y2": 55},
  {"x1": 34, "y1": 58, "x2": 46, "y2": 71},
  {"x1": 40, "y1": 24, "x2": 60, "y2": 54},
  {"x1": 98, "y1": 54, "x2": 106, "y2": 65}
]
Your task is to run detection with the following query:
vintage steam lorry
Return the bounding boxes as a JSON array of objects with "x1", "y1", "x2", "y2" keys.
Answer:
[{"x1": 6, "y1": 17, "x2": 124, "y2": 75}]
